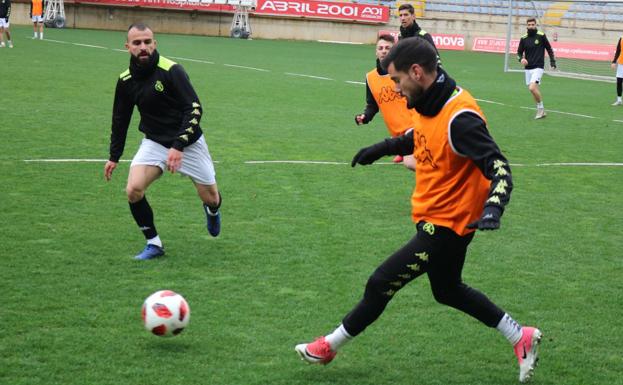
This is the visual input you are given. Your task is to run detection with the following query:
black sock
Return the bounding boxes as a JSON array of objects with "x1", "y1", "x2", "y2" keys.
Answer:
[
  {"x1": 617, "y1": 78, "x2": 622, "y2": 97},
  {"x1": 204, "y1": 192, "x2": 222, "y2": 214},
  {"x1": 129, "y1": 196, "x2": 158, "y2": 240}
]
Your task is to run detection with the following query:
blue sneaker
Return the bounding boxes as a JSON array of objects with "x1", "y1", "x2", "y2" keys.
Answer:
[
  {"x1": 134, "y1": 244, "x2": 165, "y2": 260},
  {"x1": 204, "y1": 204, "x2": 221, "y2": 237}
]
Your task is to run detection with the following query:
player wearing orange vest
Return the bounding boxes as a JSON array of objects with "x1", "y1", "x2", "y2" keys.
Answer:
[
  {"x1": 610, "y1": 36, "x2": 623, "y2": 105},
  {"x1": 30, "y1": 0, "x2": 44, "y2": 40},
  {"x1": 355, "y1": 34, "x2": 416, "y2": 170},
  {"x1": 296, "y1": 38, "x2": 542, "y2": 384}
]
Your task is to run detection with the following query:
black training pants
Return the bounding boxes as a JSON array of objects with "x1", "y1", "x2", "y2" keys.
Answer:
[{"x1": 342, "y1": 221, "x2": 505, "y2": 336}]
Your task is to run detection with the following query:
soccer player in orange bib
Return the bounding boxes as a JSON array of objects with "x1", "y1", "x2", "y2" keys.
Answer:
[
  {"x1": 355, "y1": 34, "x2": 416, "y2": 170},
  {"x1": 30, "y1": 0, "x2": 44, "y2": 39},
  {"x1": 296, "y1": 38, "x2": 542, "y2": 383}
]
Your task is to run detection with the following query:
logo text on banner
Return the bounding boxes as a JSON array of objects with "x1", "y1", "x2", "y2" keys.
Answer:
[
  {"x1": 255, "y1": 0, "x2": 389, "y2": 23},
  {"x1": 378, "y1": 30, "x2": 465, "y2": 50}
]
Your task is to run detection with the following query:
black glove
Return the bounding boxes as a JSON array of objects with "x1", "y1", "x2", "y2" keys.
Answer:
[
  {"x1": 550, "y1": 61, "x2": 557, "y2": 69},
  {"x1": 467, "y1": 206, "x2": 502, "y2": 231},
  {"x1": 351, "y1": 140, "x2": 390, "y2": 167}
]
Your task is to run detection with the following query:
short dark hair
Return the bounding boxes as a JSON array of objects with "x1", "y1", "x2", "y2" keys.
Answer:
[
  {"x1": 128, "y1": 22, "x2": 151, "y2": 32},
  {"x1": 526, "y1": 17, "x2": 537, "y2": 24},
  {"x1": 377, "y1": 34, "x2": 396, "y2": 45},
  {"x1": 398, "y1": 4, "x2": 415, "y2": 14},
  {"x1": 381, "y1": 37, "x2": 437, "y2": 74}
]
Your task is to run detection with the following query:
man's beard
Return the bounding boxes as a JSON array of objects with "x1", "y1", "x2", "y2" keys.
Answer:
[
  {"x1": 131, "y1": 51, "x2": 154, "y2": 66},
  {"x1": 527, "y1": 28, "x2": 537, "y2": 36},
  {"x1": 405, "y1": 84, "x2": 425, "y2": 109}
]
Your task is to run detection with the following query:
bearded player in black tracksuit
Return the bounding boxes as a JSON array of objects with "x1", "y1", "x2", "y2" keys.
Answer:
[
  {"x1": 517, "y1": 18, "x2": 556, "y2": 120},
  {"x1": 0, "y1": 0, "x2": 12, "y2": 48},
  {"x1": 104, "y1": 23, "x2": 222, "y2": 260}
]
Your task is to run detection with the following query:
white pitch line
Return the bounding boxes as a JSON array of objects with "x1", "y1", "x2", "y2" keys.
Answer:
[
  {"x1": 223, "y1": 64, "x2": 269, "y2": 72},
  {"x1": 317, "y1": 40, "x2": 364, "y2": 45},
  {"x1": 613, "y1": 120, "x2": 623, "y2": 123},
  {"x1": 112, "y1": 48, "x2": 127, "y2": 53},
  {"x1": 536, "y1": 162, "x2": 623, "y2": 167},
  {"x1": 285, "y1": 73, "x2": 334, "y2": 81},
  {"x1": 73, "y1": 42, "x2": 107, "y2": 49},
  {"x1": 23, "y1": 159, "x2": 131, "y2": 163},
  {"x1": 41, "y1": 38, "x2": 72, "y2": 45},
  {"x1": 475, "y1": 98, "x2": 506, "y2": 106},
  {"x1": 520, "y1": 106, "x2": 596, "y2": 119},
  {"x1": 246, "y1": 160, "x2": 348, "y2": 165},
  {"x1": 168, "y1": 56, "x2": 215, "y2": 65},
  {"x1": 345, "y1": 80, "x2": 365, "y2": 85}
]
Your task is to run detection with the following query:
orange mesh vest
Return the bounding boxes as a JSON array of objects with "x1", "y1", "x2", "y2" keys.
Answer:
[
  {"x1": 618, "y1": 38, "x2": 623, "y2": 64},
  {"x1": 366, "y1": 69, "x2": 418, "y2": 137},
  {"x1": 32, "y1": 0, "x2": 43, "y2": 16},
  {"x1": 411, "y1": 87, "x2": 490, "y2": 236}
]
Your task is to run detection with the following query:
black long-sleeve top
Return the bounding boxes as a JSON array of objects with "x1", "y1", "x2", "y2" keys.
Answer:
[
  {"x1": 381, "y1": 70, "x2": 513, "y2": 213},
  {"x1": 109, "y1": 51, "x2": 204, "y2": 162},
  {"x1": 0, "y1": 0, "x2": 11, "y2": 19},
  {"x1": 517, "y1": 30, "x2": 556, "y2": 70},
  {"x1": 361, "y1": 59, "x2": 385, "y2": 123},
  {"x1": 613, "y1": 38, "x2": 621, "y2": 63}
]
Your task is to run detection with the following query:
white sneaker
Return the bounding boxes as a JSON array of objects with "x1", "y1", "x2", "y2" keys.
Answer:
[
  {"x1": 534, "y1": 108, "x2": 547, "y2": 120},
  {"x1": 0, "y1": 42, "x2": 4, "y2": 48},
  {"x1": 612, "y1": 100, "x2": 622, "y2": 106},
  {"x1": 8, "y1": 42, "x2": 12, "y2": 48}
]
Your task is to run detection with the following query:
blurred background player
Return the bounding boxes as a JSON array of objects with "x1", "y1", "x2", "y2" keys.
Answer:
[
  {"x1": 610, "y1": 35, "x2": 623, "y2": 106},
  {"x1": 355, "y1": 34, "x2": 416, "y2": 170},
  {"x1": 517, "y1": 18, "x2": 556, "y2": 119},
  {"x1": 30, "y1": 0, "x2": 44, "y2": 39},
  {"x1": 397, "y1": 4, "x2": 437, "y2": 52},
  {"x1": 296, "y1": 37, "x2": 542, "y2": 384},
  {"x1": 104, "y1": 23, "x2": 222, "y2": 260},
  {"x1": 0, "y1": 0, "x2": 12, "y2": 47}
]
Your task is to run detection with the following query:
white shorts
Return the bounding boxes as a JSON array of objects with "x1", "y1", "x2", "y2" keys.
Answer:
[
  {"x1": 0, "y1": 18, "x2": 9, "y2": 28},
  {"x1": 616, "y1": 64, "x2": 623, "y2": 78},
  {"x1": 131, "y1": 135, "x2": 217, "y2": 185},
  {"x1": 525, "y1": 68, "x2": 544, "y2": 86},
  {"x1": 32, "y1": 15, "x2": 44, "y2": 23}
]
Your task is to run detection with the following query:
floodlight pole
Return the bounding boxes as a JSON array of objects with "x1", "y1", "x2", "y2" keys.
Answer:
[{"x1": 504, "y1": 0, "x2": 513, "y2": 72}]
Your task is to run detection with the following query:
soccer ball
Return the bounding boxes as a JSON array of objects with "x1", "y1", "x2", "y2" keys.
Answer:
[{"x1": 142, "y1": 290, "x2": 190, "y2": 337}]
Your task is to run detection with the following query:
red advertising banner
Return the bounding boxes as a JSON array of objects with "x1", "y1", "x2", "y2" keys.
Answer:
[
  {"x1": 76, "y1": 0, "x2": 236, "y2": 12},
  {"x1": 378, "y1": 30, "x2": 465, "y2": 51},
  {"x1": 472, "y1": 37, "x2": 615, "y2": 62},
  {"x1": 254, "y1": 0, "x2": 389, "y2": 23}
]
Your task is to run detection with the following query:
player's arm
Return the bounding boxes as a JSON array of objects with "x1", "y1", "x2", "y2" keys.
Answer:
[
  {"x1": 613, "y1": 38, "x2": 621, "y2": 64},
  {"x1": 109, "y1": 78, "x2": 133, "y2": 163},
  {"x1": 7, "y1": 0, "x2": 11, "y2": 19},
  {"x1": 542, "y1": 35, "x2": 556, "y2": 69},
  {"x1": 351, "y1": 130, "x2": 414, "y2": 166},
  {"x1": 168, "y1": 64, "x2": 202, "y2": 152},
  {"x1": 450, "y1": 112, "x2": 513, "y2": 230},
  {"x1": 516, "y1": 38, "x2": 525, "y2": 62},
  {"x1": 29, "y1": 2, "x2": 32, "y2": 17},
  {"x1": 356, "y1": 81, "x2": 378, "y2": 125}
]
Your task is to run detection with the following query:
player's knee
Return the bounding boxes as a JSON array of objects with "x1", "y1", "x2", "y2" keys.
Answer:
[
  {"x1": 528, "y1": 83, "x2": 539, "y2": 92},
  {"x1": 126, "y1": 185, "x2": 145, "y2": 202},
  {"x1": 430, "y1": 284, "x2": 460, "y2": 306}
]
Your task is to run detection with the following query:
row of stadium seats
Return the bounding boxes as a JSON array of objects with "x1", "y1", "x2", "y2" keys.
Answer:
[{"x1": 358, "y1": 0, "x2": 623, "y2": 23}]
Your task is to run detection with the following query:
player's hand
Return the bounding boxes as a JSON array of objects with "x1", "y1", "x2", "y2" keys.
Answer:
[
  {"x1": 167, "y1": 148, "x2": 183, "y2": 173},
  {"x1": 550, "y1": 62, "x2": 557, "y2": 70},
  {"x1": 520, "y1": 58, "x2": 528, "y2": 66},
  {"x1": 351, "y1": 141, "x2": 390, "y2": 167},
  {"x1": 466, "y1": 206, "x2": 502, "y2": 231},
  {"x1": 612, "y1": 63, "x2": 617, "y2": 70},
  {"x1": 104, "y1": 161, "x2": 118, "y2": 181},
  {"x1": 354, "y1": 114, "x2": 366, "y2": 125}
]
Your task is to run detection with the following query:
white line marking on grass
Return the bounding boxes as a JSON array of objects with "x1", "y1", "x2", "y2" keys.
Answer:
[
  {"x1": 41, "y1": 38, "x2": 71, "y2": 45},
  {"x1": 223, "y1": 64, "x2": 269, "y2": 72},
  {"x1": 317, "y1": 40, "x2": 364, "y2": 45},
  {"x1": 345, "y1": 81, "x2": 365, "y2": 85},
  {"x1": 73, "y1": 43, "x2": 107, "y2": 49},
  {"x1": 169, "y1": 56, "x2": 215, "y2": 64},
  {"x1": 613, "y1": 120, "x2": 623, "y2": 123},
  {"x1": 520, "y1": 106, "x2": 596, "y2": 119},
  {"x1": 23, "y1": 159, "x2": 130, "y2": 163},
  {"x1": 285, "y1": 73, "x2": 334, "y2": 81},
  {"x1": 475, "y1": 98, "x2": 506, "y2": 106},
  {"x1": 112, "y1": 48, "x2": 127, "y2": 53},
  {"x1": 536, "y1": 162, "x2": 623, "y2": 167},
  {"x1": 246, "y1": 160, "x2": 348, "y2": 165}
]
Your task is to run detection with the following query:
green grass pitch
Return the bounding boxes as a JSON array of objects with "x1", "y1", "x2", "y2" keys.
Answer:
[{"x1": 0, "y1": 25, "x2": 622, "y2": 385}]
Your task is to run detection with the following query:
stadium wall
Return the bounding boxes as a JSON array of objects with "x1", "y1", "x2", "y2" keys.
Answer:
[{"x1": 7, "y1": 1, "x2": 622, "y2": 47}]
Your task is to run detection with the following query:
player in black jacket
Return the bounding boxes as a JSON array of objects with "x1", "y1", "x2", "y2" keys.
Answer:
[
  {"x1": 397, "y1": 4, "x2": 438, "y2": 56},
  {"x1": 517, "y1": 18, "x2": 556, "y2": 119},
  {"x1": 610, "y1": 37, "x2": 623, "y2": 106},
  {"x1": 0, "y1": 0, "x2": 12, "y2": 48},
  {"x1": 104, "y1": 23, "x2": 222, "y2": 260}
]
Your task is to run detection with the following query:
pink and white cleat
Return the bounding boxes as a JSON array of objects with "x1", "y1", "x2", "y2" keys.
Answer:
[
  {"x1": 513, "y1": 327, "x2": 542, "y2": 383},
  {"x1": 295, "y1": 336, "x2": 336, "y2": 365}
]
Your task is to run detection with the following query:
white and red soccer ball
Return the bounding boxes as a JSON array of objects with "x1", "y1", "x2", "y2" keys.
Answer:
[{"x1": 142, "y1": 290, "x2": 190, "y2": 337}]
